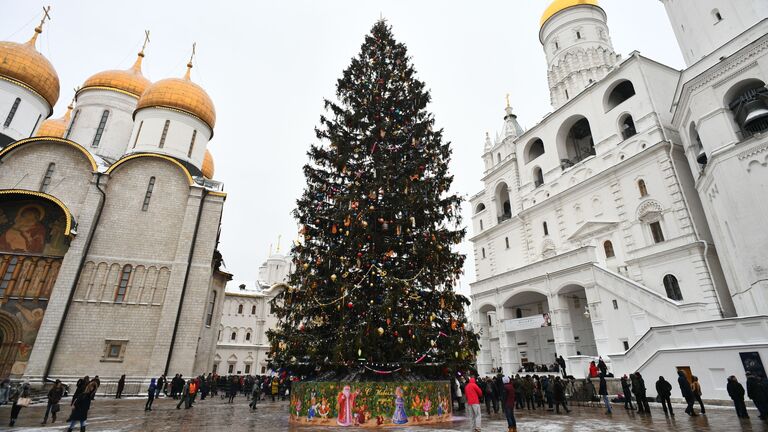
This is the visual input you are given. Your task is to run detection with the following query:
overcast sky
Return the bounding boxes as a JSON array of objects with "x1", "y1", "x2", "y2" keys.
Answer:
[{"x1": 4, "y1": 1, "x2": 685, "y2": 296}]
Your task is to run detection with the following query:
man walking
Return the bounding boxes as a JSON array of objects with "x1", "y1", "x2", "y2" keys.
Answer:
[
  {"x1": 557, "y1": 355, "x2": 567, "y2": 378},
  {"x1": 502, "y1": 376, "x2": 517, "y2": 432},
  {"x1": 655, "y1": 376, "x2": 674, "y2": 417},
  {"x1": 620, "y1": 375, "x2": 634, "y2": 410},
  {"x1": 464, "y1": 377, "x2": 483, "y2": 432},
  {"x1": 553, "y1": 376, "x2": 570, "y2": 414},
  {"x1": 598, "y1": 374, "x2": 612, "y2": 414},
  {"x1": 677, "y1": 370, "x2": 697, "y2": 416}
]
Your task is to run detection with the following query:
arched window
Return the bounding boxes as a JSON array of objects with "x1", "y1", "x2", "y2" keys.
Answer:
[
  {"x1": 505, "y1": 237, "x2": 510, "y2": 249},
  {"x1": 663, "y1": 274, "x2": 682, "y2": 301},
  {"x1": 237, "y1": 304, "x2": 244, "y2": 314},
  {"x1": 525, "y1": 139, "x2": 545, "y2": 163},
  {"x1": 251, "y1": 305, "x2": 256, "y2": 315},
  {"x1": 245, "y1": 332, "x2": 251, "y2": 341},
  {"x1": 638, "y1": 179, "x2": 648, "y2": 197},
  {"x1": 3, "y1": 97, "x2": 21, "y2": 128},
  {"x1": 159, "y1": 120, "x2": 171, "y2": 148},
  {"x1": 92, "y1": 110, "x2": 110, "y2": 147},
  {"x1": 205, "y1": 291, "x2": 217, "y2": 326},
  {"x1": 620, "y1": 114, "x2": 636, "y2": 140},
  {"x1": 115, "y1": 265, "x2": 132, "y2": 303},
  {"x1": 533, "y1": 166, "x2": 544, "y2": 187},
  {"x1": 475, "y1": 203, "x2": 486, "y2": 214},
  {"x1": 516, "y1": 308, "x2": 523, "y2": 319},
  {"x1": 605, "y1": 80, "x2": 636, "y2": 111},
  {"x1": 188, "y1": 129, "x2": 198, "y2": 157},
  {"x1": 561, "y1": 117, "x2": 595, "y2": 166},
  {"x1": 65, "y1": 109, "x2": 80, "y2": 139},
  {"x1": 142, "y1": 177, "x2": 155, "y2": 211},
  {"x1": 603, "y1": 240, "x2": 615, "y2": 258},
  {"x1": 231, "y1": 332, "x2": 237, "y2": 341},
  {"x1": 576, "y1": 30, "x2": 582, "y2": 39},
  {"x1": 40, "y1": 163, "x2": 55, "y2": 193},
  {"x1": 712, "y1": 9, "x2": 723, "y2": 22},
  {"x1": 543, "y1": 221, "x2": 549, "y2": 236},
  {"x1": 496, "y1": 182, "x2": 512, "y2": 222},
  {"x1": 726, "y1": 79, "x2": 768, "y2": 137}
]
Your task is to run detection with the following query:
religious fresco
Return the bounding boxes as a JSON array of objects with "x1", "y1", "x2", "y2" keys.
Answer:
[
  {"x1": 0, "y1": 198, "x2": 71, "y2": 378},
  {"x1": 290, "y1": 381, "x2": 452, "y2": 427},
  {"x1": 0, "y1": 199, "x2": 70, "y2": 257}
]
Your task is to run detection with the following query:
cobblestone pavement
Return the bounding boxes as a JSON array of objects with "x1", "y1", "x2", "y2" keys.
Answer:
[{"x1": 2, "y1": 396, "x2": 768, "y2": 431}]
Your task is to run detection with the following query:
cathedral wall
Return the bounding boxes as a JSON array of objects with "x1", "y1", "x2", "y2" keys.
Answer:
[
  {"x1": 0, "y1": 79, "x2": 49, "y2": 141},
  {"x1": 0, "y1": 142, "x2": 93, "y2": 218},
  {"x1": 68, "y1": 90, "x2": 138, "y2": 162},
  {"x1": 130, "y1": 108, "x2": 211, "y2": 170}
]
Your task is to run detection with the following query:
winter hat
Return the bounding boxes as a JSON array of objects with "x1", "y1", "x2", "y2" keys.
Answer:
[{"x1": 502, "y1": 376, "x2": 510, "y2": 384}]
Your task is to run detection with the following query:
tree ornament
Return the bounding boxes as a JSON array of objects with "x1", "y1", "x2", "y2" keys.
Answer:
[
  {"x1": 377, "y1": 327, "x2": 384, "y2": 335},
  {"x1": 330, "y1": 274, "x2": 337, "y2": 282},
  {"x1": 347, "y1": 302, "x2": 354, "y2": 309}
]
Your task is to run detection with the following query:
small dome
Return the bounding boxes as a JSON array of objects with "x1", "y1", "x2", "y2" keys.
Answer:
[
  {"x1": 541, "y1": 0, "x2": 600, "y2": 27},
  {"x1": 35, "y1": 102, "x2": 73, "y2": 138},
  {"x1": 135, "y1": 63, "x2": 215, "y2": 132},
  {"x1": 80, "y1": 53, "x2": 151, "y2": 98},
  {"x1": 202, "y1": 149, "x2": 215, "y2": 179},
  {"x1": 0, "y1": 26, "x2": 60, "y2": 112}
]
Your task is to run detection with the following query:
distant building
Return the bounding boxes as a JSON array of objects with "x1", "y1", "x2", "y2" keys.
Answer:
[
  {"x1": 214, "y1": 251, "x2": 292, "y2": 375},
  {"x1": 469, "y1": 0, "x2": 768, "y2": 400}
]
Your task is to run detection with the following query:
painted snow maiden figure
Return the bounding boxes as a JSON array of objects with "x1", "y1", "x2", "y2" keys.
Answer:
[
  {"x1": 422, "y1": 395, "x2": 432, "y2": 419},
  {"x1": 337, "y1": 385, "x2": 359, "y2": 426},
  {"x1": 392, "y1": 386, "x2": 408, "y2": 424}
]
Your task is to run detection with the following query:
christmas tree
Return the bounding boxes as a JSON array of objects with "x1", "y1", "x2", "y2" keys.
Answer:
[{"x1": 268, "y1": 21, "x2": 478, "y2": 377}]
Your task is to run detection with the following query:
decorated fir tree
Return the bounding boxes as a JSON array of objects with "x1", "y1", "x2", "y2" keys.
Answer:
[{"x1": 268, "y1": 21, "x2": 478, "y2": 377}]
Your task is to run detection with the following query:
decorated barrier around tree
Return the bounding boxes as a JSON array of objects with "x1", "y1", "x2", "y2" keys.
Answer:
[{"x1": 289, "y1": 381, "x2": 452, "y2": 427}]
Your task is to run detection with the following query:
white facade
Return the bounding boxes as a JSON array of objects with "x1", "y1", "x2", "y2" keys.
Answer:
[
  {"x1": 67, "y1": 89, "x2": 139, "y2": 163},
  {"x1": 214, "y1": 253, "x2": 293, "y2": 376},
  {"x1": 0, "y1": 79, "x2": 50, "y2": 144},
  {"x1": 470, "y1": 0, "x2": 768, "y2": 400},
  {"x1": 131, "y1": 107, "x2": 211, "y2": 171}
]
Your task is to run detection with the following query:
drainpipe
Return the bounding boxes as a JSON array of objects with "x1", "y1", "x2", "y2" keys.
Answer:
[
  {"x1": 44, "y1": 172, "x2": 107, "y2": 380},
  {"x1": 164, "y1": 189, "x2": 208, "y2": 375}
]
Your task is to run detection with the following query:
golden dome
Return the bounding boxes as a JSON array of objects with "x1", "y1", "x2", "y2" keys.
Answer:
[
  {"x1": 135, "y1": 63, "x2": 216, "y2": 131},
  {"x1": 541, "y1": 0, "x2": 599, "y2": 27},
  {"x1": 35, "y1": 102, "x2": 73, "y2": 138},
  {"x1": 80, "y1": 52, "x2": 151, "y2": 98},
  {"x1": 202, "y1": 149, "x2": 215, "y2": 179},
  {"x1": 0, "y1": 26, "x2": 60, "y2": 112}
]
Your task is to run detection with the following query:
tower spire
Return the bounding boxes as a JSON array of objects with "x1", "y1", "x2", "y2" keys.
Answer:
[
  {"x1": 27, "y1": 5, "x2": 51, "y2": 47},
  {"x1": 131, "y1": 30, "x2": 150, "y2": 72},
  {"x1": 184, "y1": 42, "x2": 196, "y2": 80}
]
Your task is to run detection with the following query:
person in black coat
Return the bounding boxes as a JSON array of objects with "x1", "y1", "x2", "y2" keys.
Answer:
[
  {"x1": 557, "y1": 355, "x2": 567, "y2": 378},
  {"x1": 677, "y1": 370, "x2": 697, "y2": 416},
  {"x1": 553, "y1": 376, "x2": 570, "y2": 414},
  {"x1": 620, "y1": 375, "x2": 634, "y2": 410},
  {"x1": 746, "y1": 372, "x2": 768, "y2": 419},
  {"x1": 655, "y1": 376, "x2": 674, "y2": 416},
  {"x1": 634, "y1": 373, "x2": 650, "y2": 413},
  {"x1": 598, "y1": 374, "x2": 612, "y2": 414},
  {"x1": 67, "y1": 382, "x2": 96, "y2": 432},
  {"x1": 597, "y1": 357, "x2": 608, "y2": 377},
  {"x1": 727, "y1": 375, "x2": 748, "y2": 418},
  {"x1": 115, "y1": 375, "x2": 125, "y2": 399}
]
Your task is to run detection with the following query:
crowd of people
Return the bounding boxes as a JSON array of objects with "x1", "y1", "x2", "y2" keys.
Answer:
[{"x1": 453, "y1": 365, "x2": 768, "y2": 432}]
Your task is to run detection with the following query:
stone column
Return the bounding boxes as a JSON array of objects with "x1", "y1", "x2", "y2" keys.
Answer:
[{"x1": 549, "y1": 293, "x2": 577, "y2": 359}]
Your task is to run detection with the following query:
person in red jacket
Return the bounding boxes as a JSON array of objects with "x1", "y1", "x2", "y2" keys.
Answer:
[
  {"x1": 503, "y1": 376, "x2": 517, "y2": 432},
  {"x1": 464, "y1": 377, "x2": 483, "y2": 432}
]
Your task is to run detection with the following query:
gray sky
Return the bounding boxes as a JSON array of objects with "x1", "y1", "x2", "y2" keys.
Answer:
[{"x1": 4, "y1": 1, "x2": 685, "y2": 296}]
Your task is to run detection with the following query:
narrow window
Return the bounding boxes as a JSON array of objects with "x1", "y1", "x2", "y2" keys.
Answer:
[
  {"x1": 481, "y1": 248, "x2": 486, "y2": 259},
  {"x1": 497, "y1": 153, "x2": 501, "y2": 164},
  {"x1": 3, "y1": 98, "x2": 21, "y2": 128},
  {"x1": 245, "y1": 332, "x2": 251, "y2": 341},
  {"x1": 576, "y1": 31, "x2": 582, "y2": 39},
  {"x1": 487, "y1": 314, "x2": 493, "y2": 326},
  {"x1": 92, "y1": 110, "x2": 110, "y2": 147},
  {"x1": 245, "y1": 364, "x2": 251, "y2": 374},
  {"x1": 650, "y1": 221, "x2": 665, "y2": 243},
  {"x1": 0, "y1": 256, "x2": 19, "y2": 297},
  {"x1": 251, "y1": 305, "x2": 256, "y2": 315},
  {"x1": 159, "y1": 120, "x2": 170, "y2": 148},
  {"x1": 604, "y1": 240, "x2": 615, "y2": 258},
  {"x1": 612, "y1": 299, "x2": 619, "y2": 310},
  {"x1": 505, "y1": 237, "x2": 510, "y2": 249},
  {"x1": 638, "y1": 179, "x2": 648, "y2": 197},
  {"x1": 623, "y1": 341, "x2": 630, "y2": 350},
  {"x1": 543, "y1": 221, "x2": 549, "y2": 236},
  {"x1": 565, "y1": 89, "x2": 570, "y2": 100},
  {"x1": 228, "y1": 364, "x2": 234, "y2": 374},
  {"x1": 114, "y1": 265, "x2": 132, "y2": 303},
  {"x1": 620, "y1": 115, "x2": 637, "y2": 139},
  {"x1": 142, "y1": 177, "x2": 155, "y2": 211},
  {"x1": 533, "y1": 167, "x2": 544, "y2": 187},
  {"x1": 554, "y1": 41, "x2": 559, "y2": 50},
  {"x1": 231, "y1": 332, "x2": 237, "y2": 341},
  {"x1": 65, "y1": 110, "x2": 80, "y2": 139},
  {"x1": 188, "y1": 129, "x2": 197, "y2": 157},
  {"x1": 516, "y1": 308, "x2": 523, "y2": 319},
  {"x1": 479, "y1": 220, "x2": 484, "y2": 231},
  {"x1": 133, "y1": 120, "x2": 144, "y2": 148},
  {"x1": 40, "y1": 163, "x2": 55, "y2": 193},
  {"x1": 31, "y1": 114, "x2": 42, "y2": 135},
  {"x1": 205, "y1": 291, "x2": 217, "y2": 326},
  {"x1": 663, "y1": 274, "x2": 683, "y2": 301},
  {"x1": 238, "y1": 304, "x2": 244, "y2": 314},
  {"x1": 713, "y1": 9, "x2": 723, "y2": 22}
]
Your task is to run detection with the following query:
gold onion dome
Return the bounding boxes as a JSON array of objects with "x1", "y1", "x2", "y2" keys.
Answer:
[
  {"x1": 136, "y1": 62, "x2": 216, "y2": 132},
  {"x1": 541, "y1": 0, "x2": 600, "y2": 27},
  {"x1": 35, "y1": 101, "x2": 73, "y2": 138},
  {"x1": 0, "y1": 24, "x2": 60, "y2": 112},
  {"x1": 80, "y1": 52, "x2": 151, "y2": 98},
  {"x1": 202, "y1": 149, "x2": 214, "y2": 179}
]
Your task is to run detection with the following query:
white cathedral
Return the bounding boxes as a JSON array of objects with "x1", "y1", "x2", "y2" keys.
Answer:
[
  {"x1": 469, "y1": 0, "x2": 768, "y2": 400},
  {"x1": 0, "y1": 16, "x2": 230, "y2": 386}
]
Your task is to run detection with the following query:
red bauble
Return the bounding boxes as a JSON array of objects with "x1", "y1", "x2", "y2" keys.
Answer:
[{"x1": 347, "y1": 302, "x2": 354, "y2": 309}]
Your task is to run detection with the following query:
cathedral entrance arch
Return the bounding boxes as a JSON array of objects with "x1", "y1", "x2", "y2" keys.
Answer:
[
  {"x1": 501, "y1": 291, "x2": 554, "y2": 372},
  {"x1": 0, "y1": 191, "x2": 74, "y2": 377}
]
